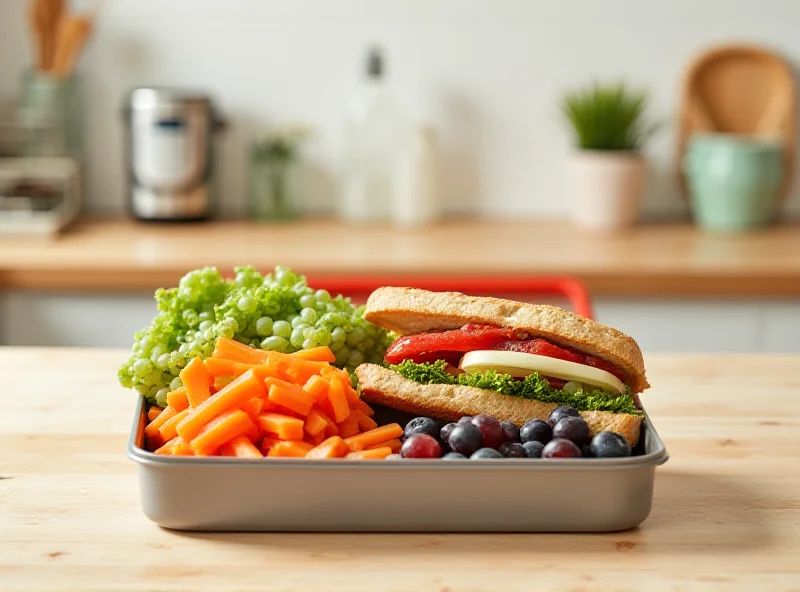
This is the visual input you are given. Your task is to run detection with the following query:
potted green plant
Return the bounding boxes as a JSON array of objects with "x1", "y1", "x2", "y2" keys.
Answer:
[{"x1": 562, "y1": 82, "x2": 657, "y2": 231}]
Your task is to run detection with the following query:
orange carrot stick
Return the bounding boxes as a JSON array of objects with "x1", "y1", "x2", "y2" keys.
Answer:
[
  {"x1": 154, "y1": 438, "x2": 176, "y2": 455},
  {"x1": 249, "y1": 358, "x2": 290, "y2": 382},
  {"x1": 155, "y1": 436, "x2": 194, "y2": 456},
  {"x1": 291, "y1": 346, "x2": 336, "y2": 363},
  {"x1": 308, "y1": 431, "x2": 325, "y2": 446},
  {"x1": 165, "y1": 387, "x2": 189, "y2": 412},
  {"x1": 284, "y1": 360, "x2": 331, "y2": 385},
  {"x1": 213, "y1": 337, "x2": 336, "y2": 379},
  {"x1": 147, "y1": 406, "x2": 164, "y2": 422},
  {"x1": 213, "y1": 337, "x2": 271, "y2": 364},
  {"x1": 267, "y1": 389, "x2": 314, "y2": 418},
  {"x1": 203, "y1": 357, "x2": 237, "y2": 377},
  {"x1": 351, "y1": 399, "x2": 375, "y2": 417},
  {"x1": 345, "y1": 447, "x2": 393, "y2": 460},
  {"x1": 303, "y1": 375, "x2": 330, "y2": 402},
  {"x1": 327, "y1": 377, "x2": 350, "y2": 423},
  {"x1": 256, "y1": 412, "x2": 305, "y2": 441},
  {"x1": 336, "y1": 414, "x2": 360, "y2": 439},
  {"x1": 144, "y1": 406, "x2": 177, "y2": 439},
  {"x1": 213, "y1": 375, "x2": 235, "y2": 391},
  {"x1": 367, "y1": 438, "x2": 402, "y2": 453},
  {"x1": 267, "y1": 440, "x2": 314, "y2": 458},
  {"x1": 227, "y1": 435, "x2": 262, "y2": 458},
  {"x1": 309, "y1": 405, "x2": 338, "y2": 436},
  {"x1": 259, "y1": 436, "x2": 282, "y2": 455},
  {"x1": 260, "y1": 398, "x2": 285, "y2": 413},
  {"x1": 354, "y1": 409, "x2": 378, "y2": 432},
  {"x1": 158, "y1": 408, "x2": 192, "y2": 442},
  {"x1": 180, "y1": 358, "x2": 211, "y2": 407},
  {"x1": 241, "y1": 396, "x2": 264, "y2": 420},
  {"x1": 265, "y1": 377, "x2": 315, "y2": 416},
  {"x1": 176, "y1": 369, "x2": 265, "y2": 442},
  {"x1": 315, "y1": 395, "x2": 336, "y2": 423},
  {"x1": 190, "y1": 409, "x2": 255, "y2": 456},
  {"x1": 171, "y1": 437, "x2": 193, "y2": 456},
  {"x1": 306, "y1": 436, "x2": 349, "y2": 459},
  {"x1": 304, "y1": 408, "x2": 329, "y2": 437},
  {"x1": 333, "y1": 371, "x2": 359, "y2": 405},
  {"x1": 344, "y1": 423, "x2": 404, "y2": 451}
]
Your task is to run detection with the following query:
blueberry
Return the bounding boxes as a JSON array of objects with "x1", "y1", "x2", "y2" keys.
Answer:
[
  {"x1": 590, "y1": 431, "x2": 632, "y2": 458},
  {"x1": 458, "y1": 416, "x2": 473, "y2": 423},
  {"x1": 439, "y1": 422, "x2": 457, "y2": 452},
  {"x1": 500, "y1": 420, "x2": 520, "y2": 443},
  {"x1": 548, "y1": 406, "x2": 580, "y2": 427},
  {"x1": 552, "y1": 416, "x2": 591, "y2": 446},
  {"x1": 520, "y1": 419, "x2": 552, "y2": 444},
  {"x1": 581, "y1": 443, "x2": 594, "y2": 458},
  {"x1": 447, "y1": 423, "x2": 483, "y2": 457},
  {"x1": 541, "y1": 438, "x2": 582, "y2": 458},
  {"x1": 404, "y1": 416, "x2": 439, "y2": 439},
  {"x1": 442, "y1": 452, "x2": 467, "y2": 460},
  {"x1": 470, "y1": 448, "x2": 504, "y2": 459},
  {"x1": 522, "y1": 441, "x2": 545, "y2": 458},
  {"x1": 498, "y1": 442, "x2": 526, "y2": 458}
]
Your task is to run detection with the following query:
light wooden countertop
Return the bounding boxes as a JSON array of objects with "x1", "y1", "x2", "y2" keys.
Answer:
[
  {"x1": 2, "y1": 348, "x2": 798, "y2": 590},
  {"x1": 1, "y1": 218, "x2": 799, "y2": 295}
]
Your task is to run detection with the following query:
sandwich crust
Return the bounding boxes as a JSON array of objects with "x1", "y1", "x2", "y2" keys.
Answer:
[
  {"x1": 356, "y1": 363, "x2": 642, "y2": 447},
  {"x1": 365, "y1": 287, "x2": 649, "y2": 393}
]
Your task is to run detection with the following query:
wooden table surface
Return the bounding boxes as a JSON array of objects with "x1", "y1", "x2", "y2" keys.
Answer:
[
  {"x1": 2, "y1": 348, "x2": 799, "y2": 591},
  {"x1": 2, "y1": 218, "x2": 800, "y2": 296}
]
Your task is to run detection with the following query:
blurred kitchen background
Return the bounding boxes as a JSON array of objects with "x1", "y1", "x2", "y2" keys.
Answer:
[{"x1": 0, "y1": 0, "x2": 798, "y2": 353}]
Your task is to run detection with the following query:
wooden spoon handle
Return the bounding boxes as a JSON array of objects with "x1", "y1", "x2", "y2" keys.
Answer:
[
  {"x1": 28, "y1": 0, "x2": 48, "y2": 71},
  {"x1": 52, "y1": 16, "x2": 92, "y2": 77}
]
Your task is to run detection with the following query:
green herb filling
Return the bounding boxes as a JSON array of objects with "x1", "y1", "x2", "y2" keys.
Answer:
[{"x1": 390, "y1": 359, "x2": 640, "y2": 415}]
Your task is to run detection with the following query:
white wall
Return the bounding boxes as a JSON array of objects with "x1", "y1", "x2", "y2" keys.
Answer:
[{"x1": 1, "y1": 0, "x2": 799, "y2": 219}]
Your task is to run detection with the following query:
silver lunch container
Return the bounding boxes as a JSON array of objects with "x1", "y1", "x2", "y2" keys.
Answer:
[{"x1": 128, "y1": 397, "x2": 669, "y2": 532}]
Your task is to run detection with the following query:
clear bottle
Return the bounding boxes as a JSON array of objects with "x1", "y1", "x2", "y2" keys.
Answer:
[
  {"x1": 340, "y1": 47, "x2": 405, "y2": 223},
  {"x1": 393, "y1": 125, "x2": 440, "y2": 228}
]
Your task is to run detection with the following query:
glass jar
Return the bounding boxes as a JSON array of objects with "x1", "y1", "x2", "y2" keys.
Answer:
[
  {"x1": 249, "y1": 142, "x2": 299, "y2": 221},
  {"x1": 18, "y1": 69, "x2": 82, "y2": 158}
]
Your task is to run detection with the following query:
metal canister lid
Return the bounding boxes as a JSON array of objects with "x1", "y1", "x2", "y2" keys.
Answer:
[{"x1": 127, "y1": 87, "x2": 213, "y2": 111}]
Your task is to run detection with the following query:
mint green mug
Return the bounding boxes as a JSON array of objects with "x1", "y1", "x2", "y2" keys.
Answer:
[{"x1": 683, "y1": 133, "x2": 784, "y2": 232}]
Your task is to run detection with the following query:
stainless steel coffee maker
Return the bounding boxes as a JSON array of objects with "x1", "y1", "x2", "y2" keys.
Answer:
[{"x1": 124, "y1": 88, "x2": 224, "y2": 221}]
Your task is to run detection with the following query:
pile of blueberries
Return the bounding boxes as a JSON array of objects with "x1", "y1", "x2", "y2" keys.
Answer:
[{"x1": 393, "y1": 406, "x2": 632, "y2": 460}]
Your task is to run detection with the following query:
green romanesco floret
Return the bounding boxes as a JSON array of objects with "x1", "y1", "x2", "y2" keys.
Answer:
[{"x1": 119, "y1": 265, "x2": 393, "y2": 405}]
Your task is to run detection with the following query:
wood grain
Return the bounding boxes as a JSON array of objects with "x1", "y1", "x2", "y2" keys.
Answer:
[
  {"x1": 1, "y1": 348, "x2": 799, "y2": 591},
  {"x1": 1, "y1": 218, "x2": 800, "y2": 296}
]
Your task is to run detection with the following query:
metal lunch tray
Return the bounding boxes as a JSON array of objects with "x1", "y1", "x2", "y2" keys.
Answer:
[{"x1": 128, "y1": 396, "x2": 669, "y2": 532}]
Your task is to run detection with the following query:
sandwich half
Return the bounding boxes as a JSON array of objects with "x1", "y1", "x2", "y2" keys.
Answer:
[{"x1": 355, "y1": 288, "x2": 649, "y2": 446}]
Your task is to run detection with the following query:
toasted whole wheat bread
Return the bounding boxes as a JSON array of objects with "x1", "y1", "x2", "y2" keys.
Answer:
[
  {"x1": 365, "y1": 287, "x2": 649, "y2": 393},
  {"x1": 356, "y1": 363, "x2": 643, "y2": 447}
]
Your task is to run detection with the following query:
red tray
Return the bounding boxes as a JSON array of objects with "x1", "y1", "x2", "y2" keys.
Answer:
[{"x1": 303, "y1": 274, "x2": 594, "y2": 319}]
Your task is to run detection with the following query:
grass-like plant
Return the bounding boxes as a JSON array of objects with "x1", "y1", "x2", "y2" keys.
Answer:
[{"x1": 562, "y1": 82, "x2": 657, "y2": 151}]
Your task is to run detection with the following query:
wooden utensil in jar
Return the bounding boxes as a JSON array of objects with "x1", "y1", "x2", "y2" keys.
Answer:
[
  {"x1": 27, "y1": 0, "x2": 65, "y2": 72},
  {"x1": 51, "y1": 14, "x2": 93, "y2": 78}
]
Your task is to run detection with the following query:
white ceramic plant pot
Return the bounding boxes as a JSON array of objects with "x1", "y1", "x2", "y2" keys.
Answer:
[{"x1": 569, "y1": 150, "x2": 646, "y2": 231}]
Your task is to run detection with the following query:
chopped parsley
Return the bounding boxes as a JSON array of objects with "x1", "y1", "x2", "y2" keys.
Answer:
[{"x1": 390, "y1": 359, "x2": 640, "y2": 415}]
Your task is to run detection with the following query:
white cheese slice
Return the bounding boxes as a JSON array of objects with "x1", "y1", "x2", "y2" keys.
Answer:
[{"x1": 459, "y1": 350, "x2": 625, "y2": 394}]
